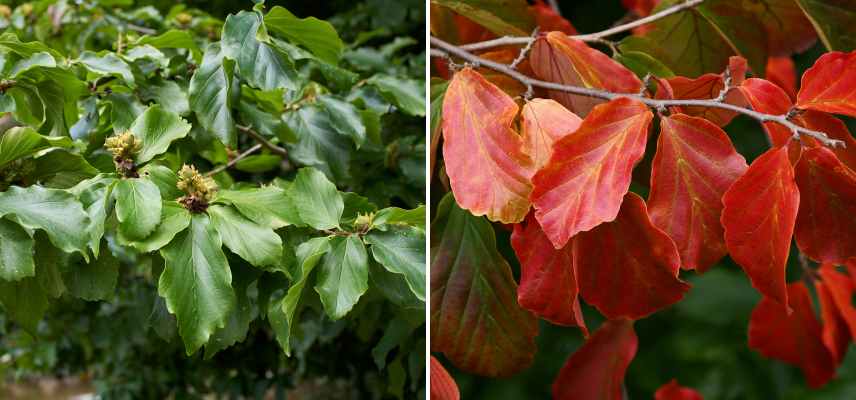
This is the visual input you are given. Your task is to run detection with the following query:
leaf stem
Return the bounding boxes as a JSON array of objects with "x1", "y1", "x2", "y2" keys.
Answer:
[
  {"x1": 236, "y1": 125, "x2": 290, "y2": 157},
  {"x1": 430, "y1": 36, "x2": 845, "y2": 148}
]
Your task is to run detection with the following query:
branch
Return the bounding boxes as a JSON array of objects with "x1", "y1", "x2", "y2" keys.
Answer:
[
  {"x1": 205, "y1": 144, "x2": 263, "y2": 177},
  {"x1": 430, "y1": 37, "x2": 845, "y2": 148},
  {"x1": 546, "y1": 0, "x2": 561, "y2": 14},
  {"x1": 236, "y1": 125, "x2": 289, "y2": 157},
  {"x1": 459, "y1": 0, "x2": 706, "y2": 52}
]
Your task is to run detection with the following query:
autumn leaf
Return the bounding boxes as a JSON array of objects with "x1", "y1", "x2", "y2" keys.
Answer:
[
  {"x1": 531, "y1": 97, "x2": 652, "y2": 248},
  {"x1": 529, "y1": 0, "x2": 577, "y2": 34},
  {"x1": 530, "y1": 32, "x2": 641, "y2": 116},
  {"x1": 748, "y1": 282, "x2": 836, "y2": 388},
  {"x1": 815, "y1": 275, "x2": 851, "y2": 365},
  {"x1": 766, "y1": 56, "x2": 797, "y2": 100},
  {"x1": 794, "y1": 147, "x2": 856, "y2": 265},
  {"x1": 660, "y1": 56, "x2": 748, "y2": 126},
  {"x1": 442, "y1": 68, "x2": 534, "y2": 223},
  {"x1": 816, "y1": 264, "x2": 856, "y2": 341},
  {"x1": 793, "y1": 110, "x2": 856, "y2": 172},
  {"x1": 552, "y1": 319, "x2": 637, "y2": 400},
  {"x1": 511, "y1": 214, "x2": 587, "y2": 332},
  {"x1": 648, "y1": 114, "x2": 747, "y2": 272},
  {"x1": 655, "y1": 379, "x2": 704, "y2": 400},
  {"x1": 575, "y1": 193, "x2": 690, "y2": 319},
  {"x1": 796, "y1": 51, "x2": 856, "y2": 117},
  {"x1": 430, "y1": 356, "x2": 460, "y2": 400},
  {"x1": 738, "y1": 78, "x2": 794, "y2": 146},
  {"x1": 520, "y1": 98, "x2": 582, "y2": 171},
  {"x1": 722, "y1": 146, "x2": 799, "y2": 306}
]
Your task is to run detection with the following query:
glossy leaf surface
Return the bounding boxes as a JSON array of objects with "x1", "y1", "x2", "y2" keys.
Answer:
[{"x1": 797, "y1": 51, "x2": 856, "y2": 117}]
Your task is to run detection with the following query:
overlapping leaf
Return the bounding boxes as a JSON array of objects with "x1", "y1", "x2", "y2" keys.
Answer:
[
  {"x1": 796, "y1": 50, "x2": 856, "y2": 117},
  {"x1": 0, "y1": 185, "x2": 89, "y2": 256},
  {"x1": 188, "y1": 43, "x2": 236, "y2": 147},
  {"x1": 520, "y1": 98, "x2": 582, "y2": 171},
  {"x1": 655, "y1": 379, "x2": 704, "y2": 400},
  {"x1": 816, "y1": 265, "x2": 856, "y2": 341},
  {"x1": 795, "y1": 0, "x2": 856, "y2": 52},
  {"x1": 739, "y1": 78, "x2": 794, "y2": 146},
  {"x1": 314, "y1": 235, "x2": 369, "y2": 320},
  {"x1": 430, "y1": 356, "x2": 461, "y2": 400},
  {"x1": 815, "y1": 275, "x2": 851, "y2": 365},
  {"x1": 221, "y1": 11, "x2": 299, "y2": 92},
  {"x1": 659, "y1": 57, "x2": 748, "y2": 126},
  {"x1": 128, "y1": 105, "x2": 192, "y2": 164}
]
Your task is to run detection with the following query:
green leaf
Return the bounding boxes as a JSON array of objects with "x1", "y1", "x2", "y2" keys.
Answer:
[
  {"x1": 9, "y1": 52, "x2": 56, "y2": 78},
  {"x1": 370, "y1": 262, "x2": 424, "y2": 310},
  {"x1": 78, "y1": 51, "x2": 136, "y2": 88},
  {"x1": 189, "y1": 43, "x2": 237, "y2": 148},
  {"x1": 264, "y1": 6, "x2": 344, "y2": 64},
  {"x1": 140, "y1": 164, "x2": 183, "y2": 200},
  {"x1": 129, "y1": 105, "x2": 192, "y2": 164},
  {"x1": 141, "y1": 79, "x2": 190, "y2": 116},
  {"x1": 159, "y1": 213, "x2": 236, "y2": 355},
  {"x1": 289, "y1": 167, "x2": 344, "y2": 230},
  {"x1": 615, "y1": 51, "x2": 675, "y2": 79},
  {"x1": 269, "y1": 236, "x2": 330, "y2": 355},
  {"x1": 33, "y1": 237, "x2": 66, "y2": 299},
  {"x1": 214, "y1": 186, "x2": 300, "y2": 229},
  {"x1": 31, "y1": 148, "x2": 99, "y2": 187},
  {"x1": 122, "y1": 202, "x2": 191, "y2": 253},
  {"x1": 64, "y1": 242, "x2": 119, "y2": 301},
  {"x1": 70, "y1": 174, "x2": 116, "y2": 257},
  {"x1": 0, "y1": 275, "x2": 48, "y2": 334},
  {"x1": 367, "y1": 75, "x2": 425, "y2": 117},
  {"x1": 208, "y1": 204, "x2": 282, "y2": 268},
  {"x1": 238, "y1": 101, "x2": 294, "y2": 142},
  {"x1": 374, "y1": 206, "x2": 425, "y2": 230},
  {"x1": 314, "y1": 235, "x2": 369, "y2": 320},
  {"x1": 318, "y1": 95, "x2": 367, "y2": 148},
  {"x1": 0, "y1": 217, "x2": 35, "y2": 281},
  {"x1": 371, "y1": 315, "x2": 418, "y2": 370},
  {"x1": 283, "y1": 105, "x2": 352, "y2": 182},
  {"x1": 796, "y1": 0, "x2": 856, "y2": 51},
  {"x1": 114, "y1": 178, "x2": 163, "y2": 241},
  {"x1": 134, "y1": 29, "x2": 202, "y2": 62},
  {"x1": 0, "y1": 32, "x2": 63, "y2": 59},
  {"x1": 235, "y1": 154, "x2": 282, "y2": 173},
  {"x1": 365, "y1": 227, "x2": 425, "y2": 301},
  {"x1": 222, "y1": 11, "x2": 299, "y2": 91},
  {"x1": 0, "y1": 185, "x2": 89, "y2": 257},
  {"x1": 204, "y1": 259, "x2": 259, "y2": 358},
  {"x1": 431, "y1": 0, "x2": 535, "y2": 36},
  {"x1": 0, "y1": 126, "x2": 47, "y2": 168},
  {"x1": 107, "y1": 92, "x2": 146, "y2": 133}
]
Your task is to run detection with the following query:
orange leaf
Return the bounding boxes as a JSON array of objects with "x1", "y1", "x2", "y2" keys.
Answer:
[
  {"x1": 531, "y1": 97, "x2": 652, "y2": 248},
  {"x1": 511, "y1": 214, "x2": 587, "y2": 333},
  {"x1": 722, "y1": 146, "x2": 799, "y2": 306},
  {"x1": 552, "y1": 319, "x2": 637, "y2": 400},
  {"x1": 794, "y1": 147, "x2": 856, "y2": 265},
  {"x1": 655, "y1": 379, "x2": 704, "y2": 400},
  {"x1": 738, "y1": 78, "x2": 794, "y2": 146},
  {"x1": 797, "y1": 51, "x2": 856, "y2": 117},
  {"x1": 766, "y1": 56, "x2": 797, "y2": 100},
  {"x1": 649, "y1": 114, "x2": 748, "y2": 272},
  {"x1": 661, "y1": 57, "x2": 749, "y2": 126},
  {"x1": 530, "y1": 31, "x2": 641, "y2": 116},
  {"x1": 441, "y1": 68, "x2": 534, "y2": 223},
  {"x1": 748, "y1": 282, "x2": 836, "y2": 388},
  {"x1": 521, "y1": 98, "x2": 582, "y2": 171},
  {"x1": 575, "y1": 193, "x2": 690, "y2": 319},
  {"x1": 430, "y1": 356, "x2": 460, "y2": 400}
]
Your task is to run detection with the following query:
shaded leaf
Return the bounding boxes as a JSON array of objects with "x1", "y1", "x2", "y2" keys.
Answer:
[
  {"x1": 208, "y1": 204, "x2": 282, "y2": 268},
  {"x1": 314, "y1": 235, "x2": 369, "y2": 320},
  {"x1": 189, "y1": 43, "x2": 236, "y2": 147},
  {"x1": 365, "y1": 227, "x2": 426, "y2": 301},
  {"x1": 222, "y1": 11, "x2": 299, "y2": 91},
  {"x1": 655, "y1": 379, "x2": 704, "y2": 400},
  {"x1": 430, "y1": 356, "x2": 460, "y2": 400},
  {"x1": 264, "y1": 6, "x2": 344, "y2": 64},
  {"x1": 0, "y1": 217, "x2": 34, "y2": 281}
]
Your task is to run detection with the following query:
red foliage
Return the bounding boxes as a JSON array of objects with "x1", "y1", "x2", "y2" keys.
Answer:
[{"x1": 654, "y1": 379, "x2": 704, "y2": 400}]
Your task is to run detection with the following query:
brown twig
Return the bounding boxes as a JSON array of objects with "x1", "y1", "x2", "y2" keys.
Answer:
[
  {"x1": 205, "y1": 144, "x2": 262, "y2": 177},
  {"x1": 236, "y1": 125, "x2": 289, "y2": 157}
]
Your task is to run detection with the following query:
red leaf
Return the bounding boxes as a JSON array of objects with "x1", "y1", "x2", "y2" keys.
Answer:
[
  {"x1": 722, "y1": 146, "x2": 799, "y2": 306},
  {"x1": 817, "y1": 264, "x2": 856, "y2": 341},
  {"x1": 431, "y1": 195, "x2": 538, "y2": 377},
  {"x1": 511, "y1": 214, "x2": 587, "y2": 333},
  {"x1": 552, "y1": 319, "x2": 638, "y2": 400},
  {"x1": 621, "y1": 0, "x2": 659, "y2": 17},
  {"x1": 521, "y1": 98, "x2": 582, "y2": 171},
  {"x1": 739, "y1": 78, "x2": 794, "y2": 146},
  {"x1": 661, "y1": 57, "x2": 749, "y2": 126},
  {"x1": 794, "y1": 147, "x2": 856, "y2": 265},
  {"x1": 476, "y1": 50, "x2": 532, "y2": 97},
  {"x1": 748, "y1": 282, "x2": 836, "y2": 388},
  {"x1": 530, "y1": 32, "x2": 641, "y2": 116},
  {"x1": 815, "y1": 277, "x2": 850, "y2": 365},
  {"x1": 529, "y1": 0, "x2": 577, "y2": 34},
  {"x1": 441, "y1": 68, "x2": 534, "y2": 223},
  {"x1": 766, "y1": 56, "x2": 797, "y2": 100},
  {"x1": 797, "y1": 51, "x2": 856, "y2": 117},
  {"x1": 793, "y1": 110, "x2": 856, "y2": 173},
  {"x1": 575, "y1": 193, "x2": 690, "y2": 319},
  {"x1": 531, "y1": 98, "x2": 652, "y2": 248},
  {"x1": 648, "y1": 114, "x2": 748, "y2": 272},
  {"x1": 430, "y1": 356, "x2": 460, "y2": 400},
  {"x1": 655, "y1": 379, "x2": 704, "y2": 400}
]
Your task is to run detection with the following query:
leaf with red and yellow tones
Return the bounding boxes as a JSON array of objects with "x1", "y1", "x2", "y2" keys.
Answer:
[
  {"x1": 648, "y1": 114, "x2": 748, "y2": 272},
  {"x1": 796, "y1": 51, "x2": 856, "y2": 117},
  {"x1": 794, "y1": 147, "x2": 856, "y2": 264},
  {"x1": 530, "y1": 32, "x2": 642, "y2": 116},
  {"x1": 552, "y1": 319, "x2": 637, "y2": 400},
  {"x1": 766, "y1": 56, "x2": 797, "y2": 100},
  {"x1": 817, "y1": 264, "x2": 856, "y2": 340},
  {"x1": 529, "y1": 0, "x2": 577, "y2": 34},
  {"x1": 431, "y1": 194, "x2": 538, "y2": 377},
  {"x1": 794, "y1": 111, "x2": 856, "y2": 172},
  {"x1": 738, "y1": 78, "x2": 794, "y2": 146},
  {"x1": 660, "y1": 57, "x2": 749, "y2": 126},
  {"x1": 748, "y1": 282, "x2": 836, "y2": 388},
  {"x1": 749, "y1": 0, "x2": 817, "y2": 56},
  {"x1": 531, "y1": 98, "x2": 652, "y2": 248},
  {"x1": 511, "y1": 214, "x2": 587, "y2": 332},
  {"x1": 476, "y1": 50, "x2": 531, "y2": 98},
  {"x1": 575, "y1": 193, "x2": 690, "y2": 319},
  {"x1": 442, "y1": 68, "x2": 534, "y2": 224},
  {"x1": 654, "y1": 379, "x2": 704, "y2": 400},
  {"x1": 430, "y1": 357, "x2": 460, "y2": 400},
  {"x1": 520, "y1": 99, "x2": 582, "y2": 171},
  {"x1": 622, "y1": 0, "x2": 659, "y2": 17},
  {"x1": 722, "y1": 146, "x2": 799, "y2": 306},
  {"x1": 815, "y1": 277, "x2": 850, "y2": 365}
]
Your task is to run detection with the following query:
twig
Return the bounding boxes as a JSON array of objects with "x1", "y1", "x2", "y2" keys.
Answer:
[
  {"x1": 459, "y1": 0, "x2": 706, "y2": 52},
  {"x1": 430, "y1": 37, "x2": 845, "y2": 148},
  {"x1": 236, "y1": 125, "x2": 289, "y2": 157},
  {"x1": 510, "y1": 28, "x2": 539, "y2": 70},
  {"x1": 546, "y1": 0, "x2": 561, "y2": 14},
  {"x1": 126, "y1": 23, "x2": 157, "y2": 35},
  {"x1": 205, "y1": 144, "x2": 263, "y2": 177}
]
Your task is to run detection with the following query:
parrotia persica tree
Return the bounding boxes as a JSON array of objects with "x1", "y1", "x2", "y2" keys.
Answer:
[
  {"x1": 0, "y1": 0, "x2": 426, "y2": 394},
  {"x1": 429, "y1": 0, "x2": 856, "y2": 399}
]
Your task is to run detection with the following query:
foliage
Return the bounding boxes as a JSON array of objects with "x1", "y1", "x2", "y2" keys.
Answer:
[
  {"x1": 430, "y1": 0, "x2": 856, "y2": 399},
  {"x1": 0, "y1": 0, "x2": 425, "y2": 398}
]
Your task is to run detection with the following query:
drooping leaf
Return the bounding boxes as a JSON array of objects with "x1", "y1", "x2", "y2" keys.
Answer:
[
  {"x1": 530, "y1": 32, "x2": 642, "y2": 116},
  {"x1": 430, "y1": 356, "x2": 460, "y2": 400},
  {"x1": 0, "y1": 185, "x2": 89, "y2": 256},
  {"x1": 511, "y1": 214, "x2": 586, "y2": 331},
  {"x1": 122, "y1": 201, "x2": 191, "y2": 253},
  {"x1": 204, "y1": 260, "x2": 259, "y2": 359},
  {"x1": 655, "y1": 379, "x2": 704, "y2": 400},
  {"x1": 134, "y1": 29, "x2": 202, "y2": 62},
  {"x1": 441, "y1": 68, "x2": 533, "y2": 223},
  {"x1": 314, "y1": 235, "x2": 369, "y2": 320},
  {"x1": 722, "y1": 146, "x2": 799, "y2": 306},
  {"x1": 520, "y1": 98, "x2": 582, "y2": 171},
  {"x1": 430, "y1": 194, "x2": 537, "y2": 377},
  {"x1": 575, "y1": 193, "x2": 690, "y2": 319},
  {"x1": 816, "y1": 264, "x2": 856, "y2": 341},
  {"x1": 317, "y1": 95, "x2": 367, "y2": 148},
  {"x1": 552, "y1": 319, "x2": 637, "y2": 400},
  {"x1": 264, "y1": 6, "x2": 344, "y2": 64},
  {"x1": 283, "y1": 105, "x2": 353, "y2": 182},
  {"x1": 815, "y1": 266, "x2": 854, "y2": 364},
  {"x1": 648, "y1": 114, "x2": 748, "y2": 272},
  {"x1": 659, "y1": 57, "x2": 749, "y2": 126},
  {"x1": 289, "y1": 167, "x2": 343, "y2": 230},
  {"x1": 365, "y1": 227, "x2": 426, "y2": 301},
  {"x1": 189, "y1": 43, "x2": 237, "y2": 147},
  {"x1": 431, "y1": 0, "x2": 535, "y2": 36},
  {"x1": 78, "y1": 51, "x2": 135, "y2": 87},
  {"x1": 373, "y1": 205, "x2": 426, "y2": 230},
  {"x1": 0, "y1": 275, "x2": 48, "y2": 334},
  {"x1": 159, "y1": 213, "x2": 236, "y2": 355},
  {"x1": 531, "y1": 97, "x2": 652, "y2": 248},
  {"x1": 114, "y1": 178, "x2": 163, "y2": 242},
  {"x1": 129, "y1": 105, "x2": 192, "y2": 164},
  {"x1": 738, "y1": 78, "x2": 795, "y2": 146},
  {"x1": 366, "y1": 75, "x2": 426, "y2": 117},
  {"x1": 766, "y1": 56, "x2": 797, "y2": 100},
  {"x1": 0, "y1": 126, "x2": 53, "y2": 168},
  {"x1": 795, "y1": 0, "x2": 856, "y2": 51},
  {"x1": 208, "y1": 204, "x2": 282, "y2": 268},
  {"x1": 214, "y1": 186, "x2": 300, "y2": 229},
  {"x1": 221, "y1": 11, "x2": 299, "y2": 92},
  {"x1": 796, "y1": 50, "x2": 856, "y2": 117},
  {"x1": 748, "y1": 282, "x2": 836, "y2": 388},
  {"x1": 64, "y1": 242, "x2": 119, "y2": 301},
  {"x1": 0, "y1": 217, "x2": 35, "y2": 281}
]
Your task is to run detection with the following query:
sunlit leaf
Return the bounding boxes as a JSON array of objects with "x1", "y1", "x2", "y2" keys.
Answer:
[
  {"x1": 520, "y1": 98, "x2": 582, "y2": 171},
  {"x1": 796, "y1": 50, "x2": 856, "y2": 117}
]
